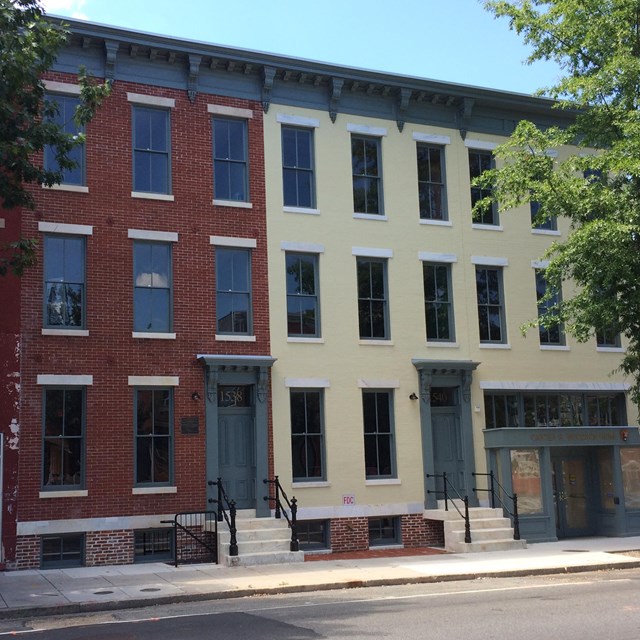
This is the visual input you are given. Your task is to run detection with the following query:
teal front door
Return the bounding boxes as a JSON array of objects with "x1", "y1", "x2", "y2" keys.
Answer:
[
  {"x1": 218, "y1": 408, "x2": 255, "y2": 509},
  {"x1": 432, "y1": 407, "x2": 465, "y2": 496}
]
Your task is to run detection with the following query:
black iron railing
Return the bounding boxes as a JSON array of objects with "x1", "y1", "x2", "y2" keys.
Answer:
[
  {"x1": 426, "y1": 471, "x2": 471, "y2": 544},
  {"x1": 472, "y1": 471, "x2": 520, "y2": 540},
  {"x1": 263, "y1": 475, "x2": 299, "y2": 552},
  {"x1": 161, "y1": 511, "x2": 218, "y2": 567},
  {"x1": 208, "y1": 477, "x2": 238, "y2": 556}
]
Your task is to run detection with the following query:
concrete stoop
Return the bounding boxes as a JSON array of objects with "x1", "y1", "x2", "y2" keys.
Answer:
[
  {"x1": 424, "y1": 501, "x2": 527, "y2": 553},
  {"x1": 217, "y1": 510, "x2": 305, "y2": 567}
]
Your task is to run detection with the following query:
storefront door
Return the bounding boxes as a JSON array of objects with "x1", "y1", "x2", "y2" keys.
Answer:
[{"x1": 552, "y1": 452, "x2": 594, "y2": 537}]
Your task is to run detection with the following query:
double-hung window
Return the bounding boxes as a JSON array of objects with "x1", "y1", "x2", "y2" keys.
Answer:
[
  {"x1": 357, "y1": 257, "x2": 389, "y2": 339},
  {"x1": 469, "y1": 149, "x2": 498, "y2": 225},
  {"x1": 530, "y1": 201, "x2": 557, "y2": 231},
  {"x1": 44, "y1": 234, "x2": 85, "y2": 329},
  {"x1": 352, "y1": 135, "x2": 382, "y2": 215},
  {"x1": 597, "y1": 328, "x2": 621, "y2": 349},
  {"x1": 290, "y1": 389, "x2": 324, "y2": 481},
  {"x1": 417, "y1": 144, "x2": 446, "y2": 220},
  {"x1": 216, "y1": 247, "x2": 252, "y2": 335},
  {"x1": 423, "y1": 262, "x2": 454, "y2": 342},
  {"x1": 535, "y1": 270, "x2": 564, "y2": 346},
  {"x1": 286, "y1": 252, "x2": 320, "y2": 337},
  {"x1": 43, "y1": 387, "x2": 84, "y2": 489},
  {"x1": 132, "y1": 106, "x2": 171, "y2": 194},
  {"x1": 44, "y1": 93, "x2": 85, "y2": 186},
  {"x1": 135, "y1": 388, "x2": 172, "y2": 485},
  {"x1": 362, "y1": 390, "x2": 395, "y2": 478},
  {"x1": 475, "y1": 266, "x2": 506, "y2": 343},
  {"x1": 282, "y1": 126, "x2": 314, "y2": 208},
  {"x1": 133, "y1": 241, "x2": 172, "y2": 333},
  {"x1": 213, "y1": 118, "x2": 248, "y2": 202}
]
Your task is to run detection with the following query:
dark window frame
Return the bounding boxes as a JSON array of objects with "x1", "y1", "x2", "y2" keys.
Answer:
[
  {"x1": 296, "y1": 520, "x2": 330, "y2": 551},
  {"x1": 530, "y1": 201, "x2": 557, "y2": 231},
  {"x1": 41, "y1": 533, "x2": 84, "y2": 568},
  {"x1": 417, "y1": 143, "x2": 447, "y2": 221},
  {"x1": 368, "y1": 516, "x2": 400, "y2": 547},
  {"x1": 133, "y1": 240, "x2": 173, "y2": 333},
  {"x1": 351, "y1": 135, "x2": 383, "y2": 215},
  {"x1": 215, "y1": 246, "x2": 252, "y2": 335},
  {"x1": 535, "y1": 269, "x2": 565, "y2": 346},
  {"x1": 282, "y1": 125, "x2": 315, "y2": 208},
  {"x1": 290, "y1": 389, "x2": 325, "y2": 482},
  {"x1": 475, "y1": 266, "x2": 507, "y2": 344},
  {"x1": 134, "y1": 528, "x2": 174, "y2": 563},
  {"x1": 213, "y1": 116, "x2": 249, "y2": 202},
  {"x1": 285, "y1": 252, "x2": 320, "y2": 338},
  {"x1": 362, "y1": 390, "x2": 396, "y2": 479},
  {"x1": 423, "y1": 262, "x2": 455, "y2": 342},
  {"x1": 357, "y1": 257, "x2": 389, "y2": 340},
  {"x1": 132, "y1": 105, "x2": 171, "y2": 195},
  {"x1": 469, "y1": 149, "x2": 498, "y2": 225}
]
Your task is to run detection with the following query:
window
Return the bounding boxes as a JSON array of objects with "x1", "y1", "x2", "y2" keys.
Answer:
[
  {"x1": 41, "y1": 533, "x2": 84, "y2": 568},
  {"x1": 282, "y1": 126, "x2": 314, "y2": 208},
  {"x1": 134, "y1": 529, "x2": 173, "y2": 563},
  {"x1": 44, "y1": 235, "x2": 85, "y2": 329},
  {"x1": 352, "y1": 135, "x2": 382, "y2": 214},
  {"x1": 535, "y1": 270, "x2": 564, "y2": 345},
  {"x1": 368, "y1": 517, "x2": 399, "y2": 546},
  {"x1": 290, "y1": 390, "x2": 324, "y2": 481},
  {"x1": 297, "y1": 520, "x2": 329, "y2": 551},
  {"x1": 510, "y1": 450, "x2": 543, "y2": 514},
  {"x1": 133, "y1": 242, "x2": 172, "y2": 333},
  {"x1": 44, "y1": 94, "x2": 84, "y2": 185},
  {"x1": 363, "y1": 391, "x2": 395, "y2": 478},
  {"x1": 469, "y1": 149, "x2": 497, "y2": 225},
  {"x1": 216, "y1": 247, "x2": 251, "y2": 334},
  {"x1": 484, "y1": 394, "x2": 520, "y2": 429},
  {"x1": 417, "y1": 144, "x2": 446, "y2": 220},
  {"x1": 475, "y1": 267, "x2": 506, "y2": 343},
  {"x1": 135, "y1": 388, "x2": 172, "y2": 485},
  {"x1": 357, "y1": 258, "x2": 389, "y2": 339},
  {"x1": 530, "y1": 201, "x2": 557, "y2": 231},
  {"x1": 423, "y1": 262, "x2": 454, "y2": 342},
  {"x1": 286, "y1": 253, "x2": 319, "y2": 337},
  {"x1": 43, "y1": 387, "x2": 84, "y2": 488},
  {"x1": 213, "y1": 117, "x2": 248, "y2": 201},
  {"x1": 597, "y1": 328, "x2": 621, "y2": 348},
  {"x1": 132, "y1": 106, "x2": 170, "y2": 194}
]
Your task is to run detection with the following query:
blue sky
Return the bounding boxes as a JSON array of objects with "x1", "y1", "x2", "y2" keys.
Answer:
[{"x1": 41, "y1": 0, "x2": 561, "y2": 95}]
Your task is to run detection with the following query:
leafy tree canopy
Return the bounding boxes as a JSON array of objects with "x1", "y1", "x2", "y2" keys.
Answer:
[
  {"x1": 478, "y1": 0, "x2": 640, "y2": 406},
  {"x1": 0, "y1": 0, "x2": 109, "y2": 275}
]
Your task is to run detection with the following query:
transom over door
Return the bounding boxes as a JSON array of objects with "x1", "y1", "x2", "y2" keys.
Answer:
[{"x1": 218, "y1": 408, "x2": 255, "y2": 509}]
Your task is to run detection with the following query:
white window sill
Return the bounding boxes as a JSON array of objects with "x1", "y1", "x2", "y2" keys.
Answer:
[
  {"x1": 359, "y1": 339, "x2": 394, "y2": 346},
  {"x1": 353, "y1": 213, "x2": 388, "y2": 221},
  {"x1": 132, "y1": 332, "x2": 176, "y2": 340},
  {"x1": 596, "y1": 346, "x2": 625, "y2": 353},
  {"x1": 40, "y1": 490, "x2": 88, "y2": 498},
  {"x1": 132, "y1": 486, "x2": 177, "y2": 495},
  {"x1": 283, "y1": 206, "x2": 320, "y2": 215},
  {"x1": 365, "y1": 478, "x2": 401, "y2": 486},
  {"x1": 42, "y1": 329, "x2": 89, "y2": 337},
  {"x1": 213, "y1": 199, "x2": 253, "y2": 209},
  {"x1": 215, "y1": 334, "x2": 256, "y2": 342},
  {"x1": 292, "y1": 481, "x2": 331, "y2": 488},
  {"x1": 131, "y1": 191, "x2": 174, "y2": 202},
  {"x1": 540, "y1": 344, "x2": 570, "y2": 351},
  {"x1": 472, "y1": 223, "x2": 503, "y2": 231},
  {"x1": 479, "y1": 343, "x2": 511, "y2": 349},
  {"x1": 287, "y1": 337, "x2": 324, "y2": 343},
  {"x1": 420, "y1": 218, "x2": 452, "y2": 227},
  {"x1": 427, "y1": 341, "x2": 459, "y2": 348},
  {"x1": 42, "y1": 184, "x2": 89, "y2": 193},
  {"x1": 532, "y1": 229, "x2": 561, "y2": 236}
]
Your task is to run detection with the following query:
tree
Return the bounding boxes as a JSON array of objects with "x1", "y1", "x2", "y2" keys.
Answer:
[
  {"x1": 476, "y1": 0, "x2": 640, "y2": 406},
  {"x1": 0, "y1": 0, "x2": 109, "y2": 275}
]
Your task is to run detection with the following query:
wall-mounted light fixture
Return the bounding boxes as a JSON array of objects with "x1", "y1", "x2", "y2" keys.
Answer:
[
  {"x1": 191, "y1": 391, "x2": 201, "y2": 401},
  {"x1": 409, "y1": 392, "x2": 418, "y2": 401}
]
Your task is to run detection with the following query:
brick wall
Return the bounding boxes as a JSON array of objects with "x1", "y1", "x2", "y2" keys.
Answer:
[
  {"x1": 402, "y1": 514, "x2": 445, "y2": 547},
  {"x1": 86, "y1": 530, "x2": 134, "y2": 566},
  {"x1": 330, "y1": 517, "x2": 369, "y2": 552},
  {"x1": 13, "y1": 536, "x2": 39, "y2": 570}
]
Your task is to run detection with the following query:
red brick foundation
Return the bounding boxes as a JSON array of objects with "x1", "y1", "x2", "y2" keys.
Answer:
[{"x1": 86, "y1": 530, "x2": 134, "y2": 566}]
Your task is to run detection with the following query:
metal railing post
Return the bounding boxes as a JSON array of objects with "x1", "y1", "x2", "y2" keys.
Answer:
[
  {"x1": 229, "y1": 499, "x2": 238, "y2": 556},
  {"x1": 489, "y1": 470, "x2": 496, "y2": 509},
  {"x1": 512, "y1": 493, "x2": 521, "y2": 541},
  {"x1": 290, "y1": 497, "x2": 299, "y2": 552},
  {"x1": 463, "y1": 495, "x2": 471, "y2": 544},
  {"x1": 443, "y1": 471, "x2": 449, "y2": 511},
  {"x1": 217, "y1": 477, "x2": 224, "y2": 522},
  {"x1": 274, "y1": 475, "x2": 281, "y2": 519}
]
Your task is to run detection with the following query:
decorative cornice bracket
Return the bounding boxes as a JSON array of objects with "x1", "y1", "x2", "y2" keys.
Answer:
[
  {"x1": 396, "y1": 87, "x2": 412, "y2": 132},
  {"x1": 329, "y1": 77, "x2": 344, "y2": 123},
  {"x1": 187, "y1": 54, "x2": 202, "y2": 103},
  {"x1": 104, "y1": 40, "x2": 119, "y2": 84},
  {"x1": 458, "y1": 97, "x2": 475, "y2": 140},
  {"x1": 262, "y1": 66, "x2": 276, "y2": 113}
]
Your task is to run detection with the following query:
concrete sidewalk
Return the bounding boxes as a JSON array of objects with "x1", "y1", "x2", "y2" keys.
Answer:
[{"x1": 1, "y1": 536, "x2": 640, "y2": 620}]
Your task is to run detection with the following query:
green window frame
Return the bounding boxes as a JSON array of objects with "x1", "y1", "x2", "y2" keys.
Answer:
[
  {"x1": 296, "y1": 520, "x2": 329, "y2": 551},
  {"x1": 213, "y1": 117, "x2": 248, "y2": 201},
  {"x1": 215, "y1": 247, "x2": 252, "y2": 335},
  {"x1": 286, "y1": 252, "x2": 320, "y2": 337},
  {"x1": 43, "y1": 234, "x2": 85, "y2": 329},
  {"x1": 423, "y1": 262, "x2": 454, "y2": 342},
  {"x1": 135, "y1": 388, "x2": 173, "y2": 486},
  {"x1": 417, "y1": 143, "x2": 447, "y2": 220},
  {"x1": 469, "y1": 149, "x2": 498, "y2": 225},
  {"x1": 132, "y1": 106, "x2": 171, "y2": 194},
  {"x1": 357, "y1": 257, "x2": 389, "y2": 339},
  {"x1": 290, "y1": 389, "x2": 325, "y2": 481},
  {"x1": 363, "y1": 390, "x2": 395, "y2": 479},
  {"x1": 133, "y1": 241, "x2": 172, "y2": 333},
  {"x1": 352, "y1": 135, "x2": 382, "y2": 215},
  {"x1": 475, "y1": 266, "x2": 506, "y2": 343},
  {"x1": 42, "y1": 387, "x2": 85, "y2": 490},
  {"x1": 368, "y1": 517, "x2": 400, "y2": 546},
  {"x1": 41, "y1": 533, "x2": 84, "y2": 568},
  {"x1": 44, "y1": 94, "x2": 85, "y2": 186},
  {"x1": 535, "y1": 270, "x2": 564, "y2": 346},
  {"x1": 282, "y1": 126, "x2": 315, "y2": 208}
]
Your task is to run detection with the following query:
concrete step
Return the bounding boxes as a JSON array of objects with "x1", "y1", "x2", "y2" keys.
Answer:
[
  {"x1": 449, "y1": 538, "x2": 528, "y2": 553},
  {"x1": 220, "y1": 550, "x2": 305, "y2": 567},
  {"x1": 447, "y1": 527, "x2": 519, "y2": 544},
  {"x1": 444, "y1": 517, "x2": 513, "y2": 532},
  {"x1": 425, "y1": 507, "x2": 504, "y2": 522},
  {"x1": 220, "y1": 538, "x2": 293, "y2": 555}
]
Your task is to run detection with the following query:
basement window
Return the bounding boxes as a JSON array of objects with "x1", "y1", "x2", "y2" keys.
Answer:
[
  {"x1": 41, "y1": 533, "x2": 84, "y2": 568},
  {"x1": 296, "y1": 520, "x2": 329, "y2": 550},
  {"x1": 134, "y1": 528, "x2": 173, "y2": 563},
  {"x1": 368, "y1": 517, "x2": 400, "y2": 546}
]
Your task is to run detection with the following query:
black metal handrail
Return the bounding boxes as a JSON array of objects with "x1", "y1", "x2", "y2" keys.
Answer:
[
  {"x1": 426, "y1": 471, "x2": 471, "y2": 543},
  {"x1": 161, "y1": 511, "x2": 218, "y2": 567},
  {"x1": 263, "y1": 475, "x2": 299, "y2": 552},
  {"x1": 472, "y1": 471, "x2": 520, "y2": 540},
  {"x1": 207, "y1": 477, "x2": 238, "y2": 556}
]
